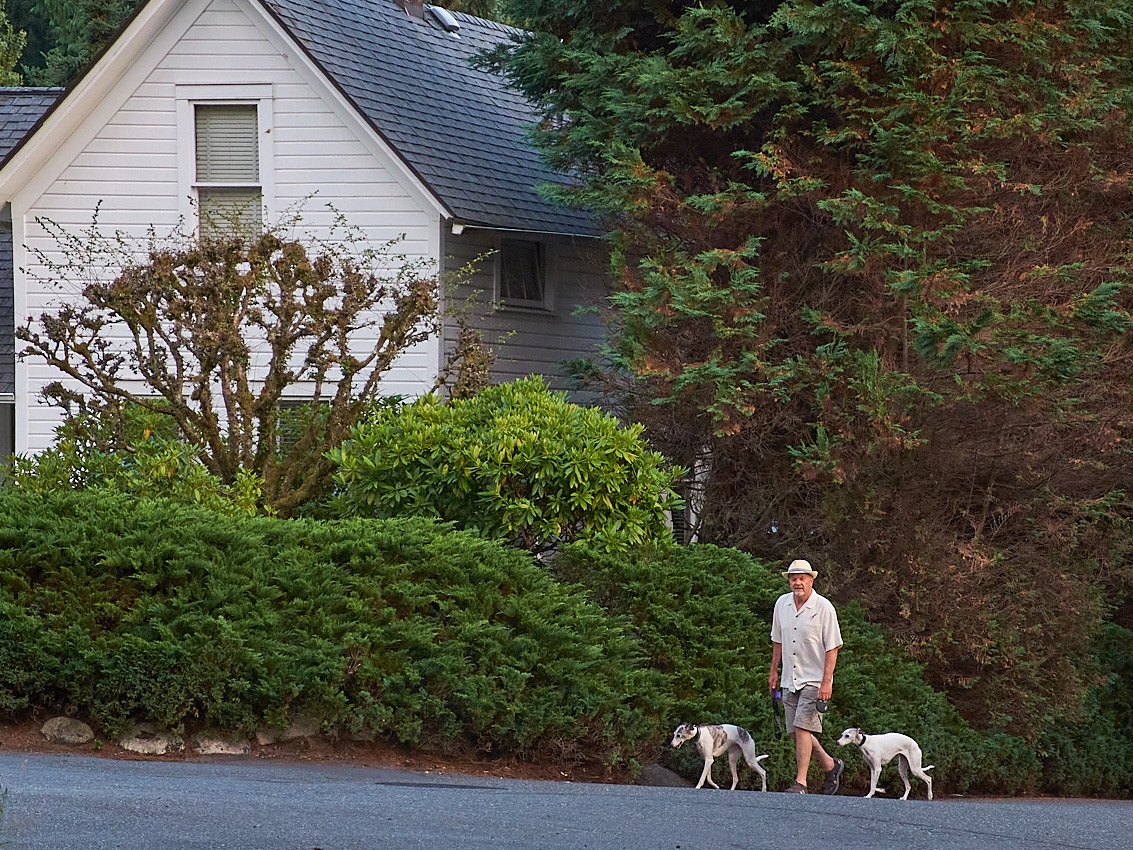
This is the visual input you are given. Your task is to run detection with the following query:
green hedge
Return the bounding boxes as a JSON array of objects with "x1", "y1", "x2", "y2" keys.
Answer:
[
  {"x1": 0, "y1": 490, "x2": 663, "y2": 761},
  {"x1": 3, "y1": 488, "x2": 1127, "y2": 795},
  {"x1": 1034, "y1": 622, "x2": 1133, "y2": 797}
]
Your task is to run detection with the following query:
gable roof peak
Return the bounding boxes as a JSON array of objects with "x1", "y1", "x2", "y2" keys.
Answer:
[{"x1": 261, "y1": 0, "x2": 594, "y2": 235}]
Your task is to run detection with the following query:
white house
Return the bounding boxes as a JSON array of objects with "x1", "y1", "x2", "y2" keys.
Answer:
[{"x1": 0, "y1": 0, "x2": 608, "y2": 457}]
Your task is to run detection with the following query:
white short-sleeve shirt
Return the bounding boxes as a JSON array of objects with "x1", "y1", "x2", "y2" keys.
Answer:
[{"x1": 771, "y1": 589, "x2": 843, "y2": 692}]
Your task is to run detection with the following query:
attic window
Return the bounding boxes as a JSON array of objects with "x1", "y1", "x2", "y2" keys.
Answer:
[
  {"x1": 498, "y1": 239, "x2": 549, "y2": 310},
  {"x1": 195, "y1": 104, "x2": 262, "y2": 238}
]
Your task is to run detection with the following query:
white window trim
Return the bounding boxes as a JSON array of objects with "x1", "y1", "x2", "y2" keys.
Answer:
[
  {"x1": 176, "y1": 84, "x2": 274, "y2": 231},
  {"x1": 493, "y1": 236, "x2": 556, "y2": 313}
]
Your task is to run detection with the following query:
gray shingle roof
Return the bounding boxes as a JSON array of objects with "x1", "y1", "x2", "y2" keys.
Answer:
[
  {"x1": 0, "y1": 88, "x2": 61, "y2": 163},
  {"x1": 0, "y1": 89, "x2": 60, "y2": 396},
  {"x1": 261, "y1": 0, "x2": 595, "y2": 235},
  {"x1": 0, "y1": 3, "x2": 593, "y2": 236}
]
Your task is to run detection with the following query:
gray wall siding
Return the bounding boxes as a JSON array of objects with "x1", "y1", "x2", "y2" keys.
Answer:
[
  {"x1": 441, "y1": 229, "x2": 609, "y2": 394},
  {"x1": 0, "y1": 222, "x2": 12, "y2": 396}
]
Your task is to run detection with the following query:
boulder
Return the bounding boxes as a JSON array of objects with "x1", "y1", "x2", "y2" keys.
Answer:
[
  {"x1": 635, "y1": 763, "x2": 691, "y2": 788},
  {"x1": 193, "y1": 732, "x2": 251, "y2": 756},
  {"x1": 118, "y1": 722, "x2": 184, "y2": 755},
  {"x1": 256, "y1": 715, "x2": 320, "y2": 745},
  {"x1": 41, "y1": 717, "x2": 95, "y2": 745}
]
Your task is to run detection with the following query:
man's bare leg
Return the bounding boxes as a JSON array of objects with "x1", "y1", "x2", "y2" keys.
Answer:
[
  {"x1": 794, "y1": 730, "x2": 834, "y2": 786},
  {"x1": 793, "y1": 731, "x2": 811, "y2": 786},
  {"x1": 809, "y1": 732, "x2": 835, "y2": 773}
]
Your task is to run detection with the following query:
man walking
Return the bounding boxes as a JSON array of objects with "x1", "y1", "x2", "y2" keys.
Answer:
[{"x1": 769, "y1": 559, "x2": 844, "y2": 794}]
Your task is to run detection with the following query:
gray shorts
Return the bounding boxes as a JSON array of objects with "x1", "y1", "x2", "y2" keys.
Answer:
[{"x1": 784, "y1": 685, "x2": 822, "y2": 734}]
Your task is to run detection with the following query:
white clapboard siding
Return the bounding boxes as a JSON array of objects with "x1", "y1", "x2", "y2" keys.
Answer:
[
  {"x1": 17, "y1": 0, "x2": 439, "y2": 452},
  {"x1": 441, "y1": 229, "x2": 609, "y2": 395}
]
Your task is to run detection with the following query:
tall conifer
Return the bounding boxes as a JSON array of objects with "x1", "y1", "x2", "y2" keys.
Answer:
[{"x1": 499, "y1": 0, "x2": 1133, "y2": 736}]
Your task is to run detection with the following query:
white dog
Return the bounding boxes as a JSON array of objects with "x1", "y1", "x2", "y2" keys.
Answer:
[
  {"x1": 670, "y1": 723, "x2": 769, "y2": 791},
  {"x1": 837, "y1": 727, "x2": 934, "y2": 800}
]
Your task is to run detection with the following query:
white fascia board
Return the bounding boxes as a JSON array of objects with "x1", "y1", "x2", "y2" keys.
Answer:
[
  {"x1": 243, "y1": 0, "x2": 452, "y2": 222},
  {"x1": 0, "y1": 0, "x2": 200, "y2": 205}
]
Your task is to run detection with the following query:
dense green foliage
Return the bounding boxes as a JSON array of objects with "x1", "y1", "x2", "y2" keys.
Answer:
[
  {"x1": 328, "y1": 377, "x2": 682, "y2": 552},
  {"x1": 0, "y1": 3, "x2": 24, "y2": 85},
  {"x1": 500, "y1": 0, "x2": 1133, "y2": 739},
  {"x1": 2, "y1": 489, "x2": 1126, "y2": 794},
  {"x1": 13, "y1": 0, "x2": 138, "y2": 86},
  {"x1": 6, "y1": 402, "x2": 263, "y2": 515},
  {"x1": 0, "y1": 490, "x2": 663, "y2": 760},
  {"x1": 555, "y1": 542, "x2": 1132, "y2": 796}
]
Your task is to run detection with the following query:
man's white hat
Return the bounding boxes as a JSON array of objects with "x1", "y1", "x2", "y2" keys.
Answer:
[{"x1": 782, "y1": 559, "x2": 818, "y2": 578}]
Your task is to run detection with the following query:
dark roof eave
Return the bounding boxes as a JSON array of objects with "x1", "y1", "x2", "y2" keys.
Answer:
[{"x1": 450, "y1": 220, "x2": 603, "y2": 239}]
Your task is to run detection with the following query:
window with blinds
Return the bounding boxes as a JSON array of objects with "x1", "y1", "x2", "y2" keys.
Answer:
[{"x1": 195, "y1": 103, "x2": 262, "y2": 238}]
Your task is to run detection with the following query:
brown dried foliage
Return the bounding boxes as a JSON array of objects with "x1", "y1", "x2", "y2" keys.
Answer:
[{"x1": 595, "y1": 6, "x2": 1133, "y2": 736}]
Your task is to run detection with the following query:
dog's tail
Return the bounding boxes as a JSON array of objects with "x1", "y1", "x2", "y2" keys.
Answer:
[
  {"x1": 753, "y1": 754, "x2": 769, "y2": 764},
  {"x1": 924, "y1": 765, "x2": 935, "y2": 772}
]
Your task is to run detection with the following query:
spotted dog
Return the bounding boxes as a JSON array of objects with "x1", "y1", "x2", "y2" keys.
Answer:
[{"x1": 670, "y1": 723, "x2": 769, "y2": 791}]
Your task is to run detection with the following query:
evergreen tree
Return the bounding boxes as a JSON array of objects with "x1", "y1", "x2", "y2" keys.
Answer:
[
  {"x1": 0, "y1": 1, "x2": 25, "y2": 85},
  {"x1": 20, "y1": 0, "x2": 138, "y2": 87},
  {"x1": 498, "y1": 0, "x2": 1133, "y2": 737},
  {"x1": 434, "y1": 0, "x2": 507, "y2": 19},
  {"x1": 6, "y1": 0, "x2": 46, "y2": 79}
]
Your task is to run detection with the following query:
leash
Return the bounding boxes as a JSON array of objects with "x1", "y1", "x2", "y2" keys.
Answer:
[{"x1": 772, "y1": 689, "x2": 783, "y2": 739}]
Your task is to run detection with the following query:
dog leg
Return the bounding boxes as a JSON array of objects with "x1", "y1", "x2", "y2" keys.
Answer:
[
  {"x1": 727, "y1": 748, "x2": 741, "y2": 790},
  {"x1": 737, "y1": 738, "x2": 761, "y2": 791},
  {"x1": 865, "y1": 760, "x2": 884, "y2": 798},
  {"x1": 903, "y1": 745, "x2": 934, "y2": 801},
  {"x1": 909, "y1": 762, "x2": 934, "y2": 801},
  {"x1": 695, "y1": 759, "x2": 710, "y2": 789},
  {"x1": 697, "y1": 752, "x2": 719, "y2": 789},
  {"x1": 751, "y1": 754, "x2": 769, "y2": 792},
  {"x1": 896, "y1": 754, "x2": 913, "y2": 800}
]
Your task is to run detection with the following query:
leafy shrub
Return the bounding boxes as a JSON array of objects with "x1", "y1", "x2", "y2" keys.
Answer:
[
  {"x1": 326, "y1": 377, "x2": 682, "y2": 552},
  {"x1": 0, "y1": 490, "x2": 664, "y2": 763},
  {"x1": 6, "y1": 402, "x2": 263, "y2": 515},
  {"x1": 20, "y1": 218, "x2": 442, "y2": 516},
  {"x1": 553, "y1": 541, "x2": 1039, "y2": 794}
]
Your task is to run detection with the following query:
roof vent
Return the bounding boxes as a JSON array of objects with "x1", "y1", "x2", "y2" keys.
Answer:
[{"x1": 428, "y1": 6, "x2": 461, "y2": 33}]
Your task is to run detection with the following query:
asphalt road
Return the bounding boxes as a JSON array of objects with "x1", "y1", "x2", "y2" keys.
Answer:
[{"x1": 1, "y1": 753, "x2": 1129, "y2": 849}]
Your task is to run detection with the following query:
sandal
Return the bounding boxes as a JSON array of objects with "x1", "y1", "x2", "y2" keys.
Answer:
[
  {"x1": 822, "y1": 757, "x2": 844, "y2": 795},
  {"x1": 784, "y1": 781, "x2": 808, "y2": 794}
]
